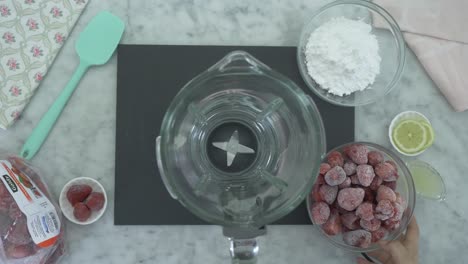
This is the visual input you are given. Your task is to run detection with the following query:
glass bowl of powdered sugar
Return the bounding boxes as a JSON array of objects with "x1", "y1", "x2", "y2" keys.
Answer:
[{"x1": 297, "y1": 0, "x2": 405, "y2": 107}]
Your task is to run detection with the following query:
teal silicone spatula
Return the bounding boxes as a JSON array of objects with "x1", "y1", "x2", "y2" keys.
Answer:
[{"x1": 20, "y1": 11, "x2": 125, "y2": 160}]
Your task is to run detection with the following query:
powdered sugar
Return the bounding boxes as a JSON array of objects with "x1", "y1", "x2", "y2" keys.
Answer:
[{"x1": 305, "y1": 17, "x2": 381, "y2": 96}]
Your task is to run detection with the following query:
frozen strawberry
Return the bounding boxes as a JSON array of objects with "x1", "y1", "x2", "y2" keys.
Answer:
[
  {"x1": 337, "y1": 188, "x2": 365, "y2": 211},
  {"x1": 315, "y1": 174, "x2": 325, "y2": 185},
  {"x1": 356, "y1": 165, "x2": 375, "y2": 187},
  {"x1": 395, "y1": 192, "x2": 407, "y2": 208},
  {"x1": 322, "y1": 209, "x2": 342, "y2": 236},
  {"x1": 334, "y1": 200, "x2": 351, "y2": 214},
  {"x1": 85, "y1": 192, "x2": 105, "y2": 211},
  {"x1": 371, "y1": 227, "x2": 388, "y2": 243},
  {"x1": 35, "y1": 180, "x2": 49, "y2": 197},
  {"x1": 310, "y1": 202, "x2": 330, "y2": 225},
  {"x1": 368, "y1": 151, "x2": 384, "y2": 166},
  {"x1": 390, "y1": 172, "x2": 400, "y2": 182},
  {"x1": 363, "y1": 187, "x2": 375, "y2": 203},
  {"x1": 375, "y1": 162, "x2": 397, "y2": 182},
  {"x1": 5, "y1": 243, "x2": 34, "y2": 259},
  {"x1": 386, "y1": 160, "x2": 398, "y2": 170},
  {"x1": 341, "y1": 212, "x2": 360, "y2": 230},
  {"x1": 343, "y1": 229, "x2": 372, "y2": 248},
  {"x1": 319, "y1": 185, "x2": 338, "y2": 205},
  {"x1": 360, "y1": 218, "x2": 381, "y2": 232},
  {"x1": 327, "y1": 151, "x2": 344, "y2": 168},
  {"x1": 338, "y1": 177, "x2": 352, "y2": 189},
  {"x1": 375, "y1": 213, "x2": 392, "y2": 221},
  {"x1": 390, "y1": 202, "x2": 404, "y2": 221},
  {"x1": 11, "y1": 168, "x2": 33, "y2": 189},
  {"x1": 45, "y1": 240, "x2": 66, "y2": 264},
  {"x1": 356, "y1": 202, "x2": 374, "y2": 221},
  {"x1": 319, "y1": 163, "x2": 331, "y2": 175},
  {"x1": 376, "y1": 200, "x2": 394, "y2": 215},
  {"x1": 0, "y1": 181, "x2": 10, "y2": 198},
  {"x1": 67, "y1": 184, "x2": 92, "y2": 206},
  {"x1": 343, "y1": 145, "x2": 353, "y2": 158},
  {"x1": 383, "y1": 181, "x2": 397, "y2": 191},
  {"x1": 5, "y1": 217, "x2": 32, "y2": 245},
  {"x1": 350, "y1": 174, "x2": 360, "y2": 185},
  {"x1": 383, "y1": 219, "x2": 401, "y2": 231},
  {"x1": 342, "y1": 226, "x2": 351, "y2": 233},
  {"x1": 8, "y1": 157, "x2": 28, "y2": 171},
  {"x1": 376, "y1": 186, "x2": 396, "y2": 202},
  {"x1": 311, "y1": 184, "x2": 323, "y2": 202},
  {"x1": 343, "y1": 162, "x2": 357, "y2": 176},
  {"x1": 73, "y1": 202, "x2": 91, "y2": 222},
  {"x1": 346, "y1": 144, "x2": 369, "y2": 165},
  {"x1": 0, "y1": 214, "x2": 11, "y2": 236},
  {"x1": 369, "y1": 176, "x2": 383, "y2": 191},
  {"x1": 0, "y1": 196, "x2": 12, "y2": 215},
  {"x1": 324, "y1": 166, "x2": 346, "y2": 186},
  {"x1": 8, "y1": 202, "x2": 22, "y2": 220},
  {"x1": 31, "y1": 243, "x2": 40, "y2": 254}
]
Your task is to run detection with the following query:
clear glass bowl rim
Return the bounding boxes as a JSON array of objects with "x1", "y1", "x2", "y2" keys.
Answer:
[{"x1": 406, "y1": 159, "x2": 447, "y2": 201}]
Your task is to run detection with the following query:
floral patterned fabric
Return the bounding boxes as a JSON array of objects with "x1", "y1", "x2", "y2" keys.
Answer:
[{"x1": 0, "y1": 0, "x2": 88, "y2": 129}]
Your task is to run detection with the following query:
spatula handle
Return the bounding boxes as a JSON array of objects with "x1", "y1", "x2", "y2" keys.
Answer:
[{"x1": 20, "y1": 62, "x2": 89, "y2": 160}]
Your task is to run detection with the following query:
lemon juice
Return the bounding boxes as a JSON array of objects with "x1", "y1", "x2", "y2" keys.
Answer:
[{"x1": 407, "y1": 160, "x2": 446, "y2": 201}]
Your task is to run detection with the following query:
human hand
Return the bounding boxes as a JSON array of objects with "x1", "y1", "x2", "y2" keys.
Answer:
[{"x1": 357, "y1": 217, "x2": 419, "y2": 264}]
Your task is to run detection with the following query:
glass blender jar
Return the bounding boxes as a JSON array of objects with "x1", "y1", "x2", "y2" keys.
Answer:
[{"x1": 156, "y1": 51, "x2": 326, "y2": 263}]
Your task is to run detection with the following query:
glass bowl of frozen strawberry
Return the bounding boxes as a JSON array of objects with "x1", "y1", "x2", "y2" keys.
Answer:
[
  {"x1": 307, "y1": 142, "x2": 415, "y2": 252},
  {"x1": 59, "y1": 177, "x2": 107, "y2": 225}
]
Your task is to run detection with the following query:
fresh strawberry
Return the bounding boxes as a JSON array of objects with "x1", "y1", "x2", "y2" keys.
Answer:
[
  {"x1": 67, "y1": 184, "x2": 92, "y2": 206},
  {"x1": 85, "y1": 192, "x2": 105, "y2": 211}
]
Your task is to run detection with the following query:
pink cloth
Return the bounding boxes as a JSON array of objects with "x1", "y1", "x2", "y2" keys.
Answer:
[{"x1": 374, "y1": 0, "x2": 468, "y2": 112}]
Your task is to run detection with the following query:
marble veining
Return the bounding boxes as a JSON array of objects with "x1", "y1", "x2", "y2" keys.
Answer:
[{"x1": 0, "y1": 0, "x2": 467, "y2": 263}]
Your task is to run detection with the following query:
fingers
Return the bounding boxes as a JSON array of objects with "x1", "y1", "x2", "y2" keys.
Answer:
[
  {"x1": 356, "y1": 257, "x2": 373, "y2": 264},
  {"x1": 404, "y1": 216, "x2": 420, "y2": 249},
  {"x1": 367, "y1": 248, "x2": 391, "y2": 263},
  {"x1": 378, "y1": 240, "x2": 407, "y2": 260}
]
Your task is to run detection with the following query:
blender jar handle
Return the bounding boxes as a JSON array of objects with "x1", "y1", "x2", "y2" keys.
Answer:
[{"x1": 210, "y1": 50, "x2": 271, "y2": 73}]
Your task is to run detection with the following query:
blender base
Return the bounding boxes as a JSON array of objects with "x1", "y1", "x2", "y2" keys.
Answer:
[{"x1": 223, "y1": 226, "x2": 267, "y2": 264}]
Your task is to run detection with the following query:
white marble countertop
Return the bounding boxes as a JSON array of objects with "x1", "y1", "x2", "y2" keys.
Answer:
[{"x1": 2, "y1": 0, "x2": 468, "y2": 263}]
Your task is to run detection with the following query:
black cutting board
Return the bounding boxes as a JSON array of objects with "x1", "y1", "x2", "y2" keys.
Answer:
[{"x1": 115, "y1": 45, "x2": 354, "y2": 225}]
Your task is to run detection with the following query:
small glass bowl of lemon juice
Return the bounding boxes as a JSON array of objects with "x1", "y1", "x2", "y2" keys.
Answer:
[{"x1": 407, "y1": 160, "x2": 446, "y2": 201}]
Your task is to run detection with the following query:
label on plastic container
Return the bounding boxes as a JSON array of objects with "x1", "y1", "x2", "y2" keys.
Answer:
[{"x1": 0, "y1": 160, "x2": 60, "y2": 248}]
